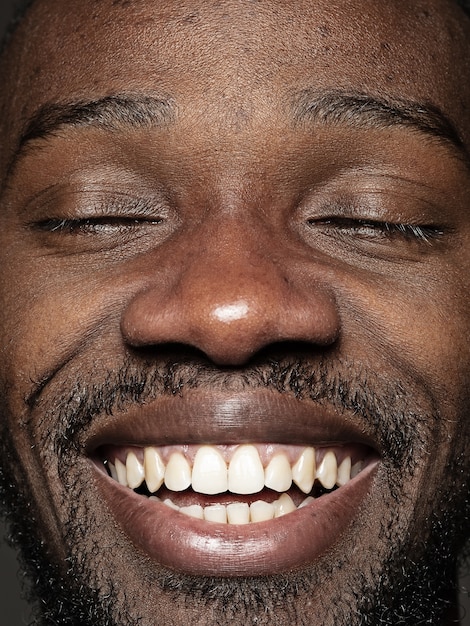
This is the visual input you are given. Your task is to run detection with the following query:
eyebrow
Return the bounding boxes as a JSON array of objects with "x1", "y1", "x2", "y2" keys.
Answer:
[
  {"x1": 6, "y1": 88, "x2": 469, "y2": 182},
  {"x1": 293, "y1": 89, "x2": 470, "y2": 167},
  {"x1": 7, "y1": 93, "x2": 175, "y2": 176}
]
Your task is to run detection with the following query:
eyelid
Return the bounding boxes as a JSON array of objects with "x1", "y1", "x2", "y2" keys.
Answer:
[{"x1": 25, "y1": 190, "x2": 173, "y2": 227}]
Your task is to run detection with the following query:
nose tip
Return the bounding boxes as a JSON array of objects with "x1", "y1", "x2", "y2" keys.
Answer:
[
  {"x1": 121, "y1": 215, "x2": 340, "y2": 366},
  {"x1": 121, "y1": 268, "x2": 341, "y2": 366}
]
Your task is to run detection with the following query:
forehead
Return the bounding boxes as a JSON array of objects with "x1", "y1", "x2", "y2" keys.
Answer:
[{"x1": 1, "y1": 0, "x2": 470, "y2": 155}]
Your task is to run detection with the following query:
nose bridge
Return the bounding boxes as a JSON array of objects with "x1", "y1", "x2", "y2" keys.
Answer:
[
  {"x1": 183, "y1": 214, "x2": 283, "y2": 309},
  {"x1": 121, "y1": 214, "x2": 341, "y2": 365}
]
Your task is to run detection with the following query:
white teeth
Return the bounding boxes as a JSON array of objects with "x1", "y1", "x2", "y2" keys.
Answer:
[
  {"x1": 108, "y1": 461, "x2": 118, "y2": 482},
  {"x1": 227, "y1": 502, "x2": 250, "y2": 524},
  {"x1": 180, "y1": 504, "x2": 204, "y2": 520},
  {"x1": 317, "y1": 451, "x2": 338, "y2": 490},
  {"x1": 163, "y1": 498, "x2": 179, "y2": 511},
  {"x1": 162, "y1": 493, "x2": 312, "y2": 523},
  {"x1": 298, "y1": 496, "x2": 315, "y2": 509},
  {"x1": 126, "y1": 452, "x2": 145, "y2": 489},
  {"x1": 164, "y1": 452, "x2": 192, "y2": 491},
  {"x1": 264, "y1": 454, "x2": 292, "y2": 492},
  {"x1": 191, "y1": 446, "x2": 228, "y2": 495},
  {"x1": 115, "y1": 458, "x2": 128, "y2": 487},
  {"x1": 204, "y1": 504, "x2": 228, "y2": 523},
  {"x1": 228, "y1": 445, "x2": 265, "y2": 495},
  {"x1": 292, "y1": 447, "x2": 316, "y2": 494},
  {"x1": 250, "y1": 500, "x2": 275, "y2": 522},
  {"x1": 144, "y1": 447, "x2": 165, "y2": 493},
  {"x1": 273, "y1": 493, "x2": 296, "y2": 518},
  {"x1": 337, "y1": 456, "x2": 352, "y2": 486},
  {"x1": 107, "y1": 443, "x2": 370, "y2": 523}
]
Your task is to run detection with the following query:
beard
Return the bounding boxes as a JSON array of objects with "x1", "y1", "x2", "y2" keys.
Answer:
[{"x1": 1, "y1": 351, "x2": 469, "y2": 626}]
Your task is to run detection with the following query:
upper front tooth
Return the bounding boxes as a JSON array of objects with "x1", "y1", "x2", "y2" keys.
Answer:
[
  {"x1": 192, "y1": 446, "x2": 228, "y2": 495},
  {"x1": 164, "y1": 452, "x2": 192, "y2": 491},
  {"x1": 292, "y1": 447, "x2": 316, "y2": 494},
  {"x1": 126, "y1": 451, "x2": 145, "y2": 489},
  {"x1": 228, "y1": 445, "x2": 265, "y2": 494},
  {"x1": 144, "y1": 447, "x2": 165, "y2": 493},
  {"x1": 264, "y1": 454, "x2": 292, "y2": 492},
  {"x1": 317, "y1": 451, "x2": 338, "y2": 489}
]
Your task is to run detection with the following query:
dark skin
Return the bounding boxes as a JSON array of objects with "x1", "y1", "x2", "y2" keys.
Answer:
[{"x1": 0, "y1": 0, "x2": 469, "y2": 624}]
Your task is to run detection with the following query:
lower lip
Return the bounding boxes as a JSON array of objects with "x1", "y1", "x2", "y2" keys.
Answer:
[{"x1": 93, "y1": 462, "x2": 377, "y2": 576}]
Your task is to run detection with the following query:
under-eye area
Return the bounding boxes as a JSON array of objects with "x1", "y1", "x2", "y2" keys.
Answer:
[{"x1": 96, "y1": 443, "x2": 377, "y2": 524}]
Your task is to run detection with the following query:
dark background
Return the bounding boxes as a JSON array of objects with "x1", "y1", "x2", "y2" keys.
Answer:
[{"x1": 0, "y1": 1, "x2": 469, "y2": 624}]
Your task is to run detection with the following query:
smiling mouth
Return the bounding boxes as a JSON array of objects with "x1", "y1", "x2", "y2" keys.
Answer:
[
  {"x1": 86, "y1": 392, "x2": 380, "y2": 575},
  {"x1": 98, "y1": 442, "x2": 374, "y2": 525}
]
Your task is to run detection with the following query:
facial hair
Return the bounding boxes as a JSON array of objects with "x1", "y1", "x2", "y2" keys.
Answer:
[{"x1": 1, "y1": 352, "x2": 469, "y2": 626}]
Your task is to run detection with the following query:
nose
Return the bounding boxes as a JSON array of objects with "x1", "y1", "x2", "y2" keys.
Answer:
[{"x1": 121, "y1": 219, "x2": 341, "y2": 366}]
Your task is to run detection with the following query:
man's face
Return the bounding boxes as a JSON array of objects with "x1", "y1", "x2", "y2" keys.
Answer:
[{"x1": 0, "y1": 0, "x2": 469, "y2": 624}]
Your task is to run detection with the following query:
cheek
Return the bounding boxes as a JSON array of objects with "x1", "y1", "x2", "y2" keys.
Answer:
[
  {"x1": 339, "y1": 263, "x2": 470, "y2": 396},
  {"x1": 0, "y1": 257, "x2": 116, "y2": 401}
]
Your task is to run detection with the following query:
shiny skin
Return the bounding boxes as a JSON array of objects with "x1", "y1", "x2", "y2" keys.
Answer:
[{"x1": 0, "y1": 0, "x2": 469, "y2": 624}]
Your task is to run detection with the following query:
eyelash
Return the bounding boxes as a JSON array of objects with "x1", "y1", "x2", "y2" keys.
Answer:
[
  {"x1": 307, "y1": 217, "x2": 445, "y2": 243},
  {"x1": 35, "y1": 216, "x2": 164, "y2": 234},
  {"x1": 35, "y1": 214, "x2": 445, "y2": 249}
]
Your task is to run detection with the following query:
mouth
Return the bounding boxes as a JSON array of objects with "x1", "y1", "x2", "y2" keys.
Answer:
[
  {"x1": 87, "y1": 391, "x2": 380, "y2": 576},
  {"x1": 97, "y1": 442, "x2": 374, "y2": 524}
]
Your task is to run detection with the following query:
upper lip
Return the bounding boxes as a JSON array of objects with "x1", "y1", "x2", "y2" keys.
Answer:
[{"x1": 84, "y1": 389, "x2": 380, "y2": 454}]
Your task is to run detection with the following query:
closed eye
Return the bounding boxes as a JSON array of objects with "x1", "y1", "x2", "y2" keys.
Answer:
[
  {"x1": 35, "y1": 215, "x2": 165, "y2": 235},
  {"x1": 306, "y1": 217, "x2": 446, "y2": 244}
]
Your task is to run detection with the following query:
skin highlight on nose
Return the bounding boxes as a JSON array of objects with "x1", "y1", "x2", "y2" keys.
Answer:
[{"x1": 212, "y1": 302, "x2": 250, "y2": 323}]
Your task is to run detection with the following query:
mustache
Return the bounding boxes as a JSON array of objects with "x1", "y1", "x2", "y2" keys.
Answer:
[{"x1": 32, "y1": 349, "x2": 434, "y2": 470}]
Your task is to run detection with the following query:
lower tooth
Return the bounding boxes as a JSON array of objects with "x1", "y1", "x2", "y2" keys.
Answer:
[
  {"x1": 180, "y1": 504, "x2": 204, "y2": 519},
  {"x1": 227, "y1": 502, "x2": 250, "y2": 524},
  {"x1": 204, "y1": 504, "x2": 228, "y2": 523},
  {"x1": 273, "y1": 493, "x2": 296, "y2": 518},
  {"x1": 250, "y1": 500, "x2": 275, "y2": 522},
  {"x1": 163, "y1": 498, "x2": 179, "y2": 511},
  {"x1": 159, "y1": 497, "x2": 306, "y2": 523}
]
